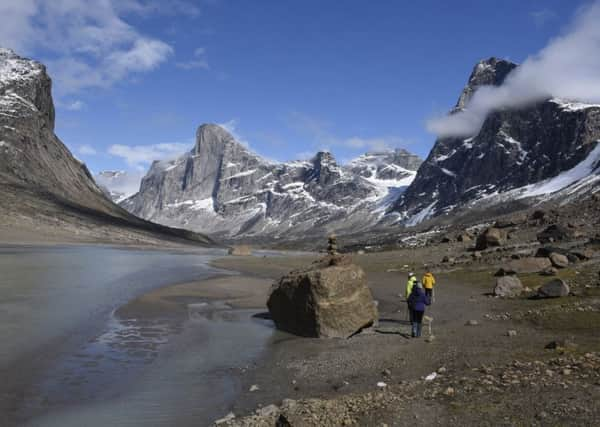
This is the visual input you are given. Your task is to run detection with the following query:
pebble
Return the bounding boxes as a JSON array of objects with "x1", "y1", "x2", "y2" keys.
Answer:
[
  {"x1": 249, "y1": 384, "x2": 260, "y2": 392},
  {"x1": 507, "y1": 330, "x2": 517, "y2": 337},
  {"x1": 465, "y1": 320, "x2": 479, "y2": 326}
]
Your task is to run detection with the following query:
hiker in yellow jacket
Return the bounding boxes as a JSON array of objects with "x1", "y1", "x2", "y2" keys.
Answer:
[
  {"x1": 405, "y1": 272, "x2": 417, "y2": 322},
  {"x1": 422, "y1": 272, "x2": 436, "y2": 302}
]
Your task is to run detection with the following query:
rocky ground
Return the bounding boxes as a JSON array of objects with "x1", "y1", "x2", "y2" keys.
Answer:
[{"x1": 209, "y1": 215, "x2": 600, "y2": 426}]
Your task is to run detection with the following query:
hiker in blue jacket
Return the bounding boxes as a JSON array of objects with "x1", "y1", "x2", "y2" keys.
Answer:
[{"x1": 407, "y1": 280, "x2": 430, "y2": 338}]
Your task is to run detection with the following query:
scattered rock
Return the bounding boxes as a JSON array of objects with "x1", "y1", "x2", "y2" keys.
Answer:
[
  {"x1": 424, "y1": 372, "x2": 438, "y2": 381},
  {"x1": 457, "y1": 232, "x2": 472, "y2": 242},
  {"x1": 549, "y1": 253, "x2": 569, "y2": 268},
  {"x1": 267, "y1": 256, "x2": 378, "y2": 338},
  {"x1": 443, "y1": 387, "x2": 455, "y2": 396},
  {"x1": 475, "y1": 227, "x2": 506, "y2": 250},
  {"x1": 537, "y1": 279, "x2": 570, "y2": 298},
  {"x1": 472, "y1": 251, "x2": 482, "y2": 260},
  {"x1": 507, "y1": 330, "x2": 518, "y2": 337},
  {"x1": 215, "y1": 412, "x2": 236, "y2": 425},
  {"x1": 442, "y1": 256, "x2": 455, "y2": 263},
  {"x1": 382, "y1": 369, "x2": 391, "y2": 377},
  {"x1": 465, "y1": 320, "x2": 479, "y2": 326},
  {"x1": 537, "y1": 224, "x2": 572, "y2": 244},
  {"x1": 256, "y1": 404, "x2": 279, "y2": 417},
  {"x1": 494, "y1": 276, "x2": 524, "y2": 297},
  {"x1": 506, "y1": 257, "x2": 552, "y2": 274},
  {"x1": 249, "y1": 384, "x2": 260, "y2": 392}
]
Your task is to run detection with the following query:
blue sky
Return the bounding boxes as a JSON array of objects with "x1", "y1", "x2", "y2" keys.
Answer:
[{"x1": 0, "y1": 0, "x2": 593, "y2": 176}]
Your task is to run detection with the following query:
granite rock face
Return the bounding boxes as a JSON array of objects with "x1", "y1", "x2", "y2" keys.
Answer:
[
  {"x1": 392, "y1": 57, "x2": 600, "y2": 225},
  {"x1": 122, "y1": 125, "x2": 422, "y2": 239},
  {"x1": 266, "y1": 260, "x2": 378, "y2": 338}
]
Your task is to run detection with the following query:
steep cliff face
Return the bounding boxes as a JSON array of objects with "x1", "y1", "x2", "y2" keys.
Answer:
[
  {"x1": 0, "y1": 48, "x2": 212, "y2": 245},
  {"x1": 122, "y1": 124, "x2": 421, "y2": 239},
  {"x1": 392, "y1": 58, "x2": 600, "y2": 225}
]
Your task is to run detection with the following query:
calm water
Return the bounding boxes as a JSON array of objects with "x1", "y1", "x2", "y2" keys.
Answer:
[{"x1": 0, "y1": 246, "x2": 274, "y2": 426}]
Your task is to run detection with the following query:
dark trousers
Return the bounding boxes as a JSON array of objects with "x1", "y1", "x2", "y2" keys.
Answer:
[
  {"x1": 425, "y1": 288, "x2": 433, "y2": 301},
  {"x1": 411, "y1": 310, "x2": 425, "y2": 337}
]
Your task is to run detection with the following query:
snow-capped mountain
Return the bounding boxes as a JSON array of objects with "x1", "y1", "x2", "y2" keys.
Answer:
[
  {"x1": 0, "y1": 48, "x2": 212, "y2": 245},
  {"x1": 122, "y1": 124, "x2": 422, "y2": 239},
  {"x1": 392, "y1": 57, "x2": 600, "y2": 225},
  {"x1": 95, "y1": 170, "x2": 141, "y2": 203}
]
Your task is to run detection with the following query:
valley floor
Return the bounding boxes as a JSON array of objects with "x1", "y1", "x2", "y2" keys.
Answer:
[{"x1": 204, "y1": 249, "x2": 600, "y2": 426}]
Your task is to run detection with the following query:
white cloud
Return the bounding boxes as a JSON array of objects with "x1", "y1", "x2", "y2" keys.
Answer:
[
  {"x1": 176, "y1": 46, "x2": 209, "y2": 70},
  {"x1": 531, "y1": 9, "x2": 556, "y2": 27},
  {"x1": 78, "y1": 144, "x2": 97, "y2": 155},
  {"x1": 288, "y1": 111, "x2": 407, "y2": 153},
  {"x1": 428, "y1": 2, "x2": 600, "y2": 138},
  {"x1": 108, "y1": 141, "x2": 190, "y2": 170},
  {"x1": 62, "y1": 100, "x2": 85, "y2": 111},
  {"x1": 0, "y1": 0, "x2": 196, "y2": 94}
]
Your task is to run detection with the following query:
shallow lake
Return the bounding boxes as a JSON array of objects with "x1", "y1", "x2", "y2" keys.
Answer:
[{"x1": 0, "y1": 245, "x2": 274, "y2": 426}]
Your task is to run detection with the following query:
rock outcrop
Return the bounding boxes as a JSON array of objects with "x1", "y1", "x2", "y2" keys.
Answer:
[
  {"x1": 494, "y1": 276, "x2": 523, "y2": 297},
  {"x1": 537, "y1": 279, "x2": 570, "y2": 298},
  {"x1": 392, "y1": 57, "x2": 600, "y2": 225},
  {"x1": 122, "y1": 124, "x2": 421, "y2": 240},
  {"x1": 475, "y1": 227, "x2": 505, "y2": 250},
  {"x1": 266, "y1": 256, "x2": 378, "y2": 338}
]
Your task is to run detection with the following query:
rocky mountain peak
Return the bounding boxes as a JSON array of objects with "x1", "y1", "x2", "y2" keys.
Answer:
[
  {"x1": 454, "y1": 57, "x2": 517, "y2": 111},
  {"x1": 0, "y1": 47, "x2": 54, "y2": 128},
  {"x1": 194, "y1": 123, "x2": 238, "y2": 156},
  {"x1": 308, "y1": 151, "x2": 342, "y2": 185}
]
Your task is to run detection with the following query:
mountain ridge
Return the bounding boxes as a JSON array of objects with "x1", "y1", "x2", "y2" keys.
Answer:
[{"x1": 122, "y1": 124, "x2": 422, "y2": 240}]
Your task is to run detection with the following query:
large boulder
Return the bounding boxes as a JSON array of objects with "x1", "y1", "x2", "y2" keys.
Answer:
[
  {"x1": 267, "y1": 260, "x2": 378, "y2": 338},
  {"x1": 475, "y1": 227, "x2": 506, "y2": 250},
  {"x1": 537, "y1": 279, "x2": 570, "y2": 298},
  {"x1": 494, "y1": 276, "x2": 524, "y2": 297},
  {"x1": 506, "y1": 257, "x2": 552, "y2": 274},
  {"x1": 549, "y1": 253, "x2": 569, "y2": 269}
]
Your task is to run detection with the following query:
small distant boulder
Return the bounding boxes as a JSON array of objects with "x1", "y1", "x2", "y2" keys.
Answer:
[
  {"x1": 228, "y1": 245, "x2": 252, "y2": 256},
  {"x1": 475, "y1": 227, "x2": 506, "y2": 250},
  {"x1": 494, "y1": 276, "x2": 524, "y2": 297},
  {"x1": 494, "y1": 214, "x2": 526, "y2": 229},
  {"x1": 535, "y1": 247, "x2": 578, "y2": 263},
  {"x1": 531, "y1": 210, "x2": 547, "y2": 222},
  {"x1": 537, "y1": 224, "x2": 572, "y2": 244},
  {"x1": 549, "y1": 253, "x2": 569, "y2": 269},
  {"x1": 457, "y1": 232, "x2": 472, "y2": 243},
  {"x1": 267, "y1": 257, "x2": 378, "y2": 338},
  {"x1": 506, "y1": 257, "x2": 552, "y2": 274},
  {"x1": 537, "y1": 279, "x2": 570, "y2": 298}
]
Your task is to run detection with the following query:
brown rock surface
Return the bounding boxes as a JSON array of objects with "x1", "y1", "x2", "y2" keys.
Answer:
[
  {"x1": 267, "y1": 261, "x2": 378, "y2": 338},
  {"x1": 506, "y1": 257, "x2": 552, "y2": 274},
  {"x1": 475, "y1": 227, "x2": 506, "y2": 250}
]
